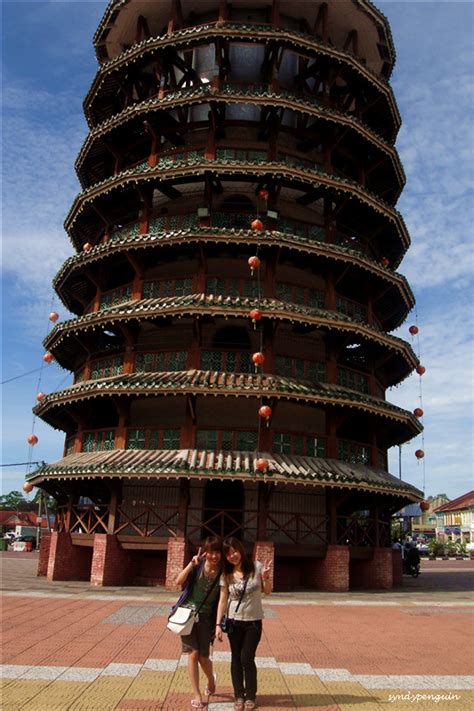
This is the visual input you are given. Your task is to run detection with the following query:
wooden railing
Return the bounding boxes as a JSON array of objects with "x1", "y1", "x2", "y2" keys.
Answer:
[{"x1": 55, "y1": 503, "x2": 391, "y2": 548}]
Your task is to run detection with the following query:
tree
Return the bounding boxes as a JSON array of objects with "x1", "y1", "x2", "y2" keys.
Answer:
[
  {"x1": 0, "y1": 491, "x2": 30, "y2": 511},
  {"x1": 32, "y1": 489, "x2": 57, "y2": 513}
]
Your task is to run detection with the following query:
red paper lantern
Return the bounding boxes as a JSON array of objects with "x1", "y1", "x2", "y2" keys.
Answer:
[
  {"x1": 23, "y1": 482, "x2": 34, "y2": 494},
  {"x1": 249, "y1": 308, "x2": 262, "y2": 328},
  {"x1": 252, "y1": 352, "x2": 265, "y2": 371},
  {"x1": 258, "y1": 189, "x2": 269, "y2": 200},
  {"x1": 420, "y1": 501, "x2": 430, "y2": 512},
  {"x1": 251, "y1": 218, "x2": 263, "y2": 231},
  {"x1": 42, "y1": 352, "x2": 54, "y2": 364},
  {"x1": 83, "y1": 242, "x2": 93, "y2": 252},
  {"x1": 409, "y1": 325, "x2": 419, "y2": 335},
  {"x1": 248, "y1": 255, "x2": 261, "y2": 275},
  {"x1": 413, "y1": 407, "x2": 424, "y2": 417},
  {"x1": 48, "y1": 311, "x2": 59, "y2": 322},
  {"x1": 415, "y1": 449, "x2": 425, "y2": 459},
  {"x1": 36, "y1": 392, "x2": 46, "y2": 402},
  {"x1": 255, "y1": 458, "x2": 269, "y2": 473},
  {"x1": 259, "y1": 405, "x2": 272, "y2": 424},
  {"x1": 381, "y1": 257, "x2": 390, "y2": 268},
  {"x1": 416, "y1": 365, "x2": 426, "y2": 376},
  {"x1": 27, "y1": 434, "x2": 38, "y2": 446}
]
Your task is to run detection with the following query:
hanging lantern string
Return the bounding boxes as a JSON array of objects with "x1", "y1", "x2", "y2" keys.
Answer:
[
  {"x1": 414, "y1": 305, "x2": 426, "y2": 493},
  {"x1": 253, "y1": 189, "x2": 271, "y2": 471},
  {"x1": 410, "y1": 305, "x2": 426, "y2": 493},
  {"x1": 26, "y1": 294, "x2": 60, "y2": 476}
]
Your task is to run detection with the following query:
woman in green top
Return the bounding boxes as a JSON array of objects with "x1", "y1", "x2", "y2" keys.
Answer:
[{"x1": 175, "y1": 536, "x2": 223, "y2": 709}]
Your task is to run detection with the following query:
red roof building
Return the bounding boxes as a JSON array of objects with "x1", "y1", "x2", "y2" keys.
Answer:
[{"x1": 434, "y1": 491, "x2": 474, "y2": 545}]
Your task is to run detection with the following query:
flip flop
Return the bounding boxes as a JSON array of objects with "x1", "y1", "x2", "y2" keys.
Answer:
[
  {"x1": 204, "y1": 672, "x2": 217, "y2": 696},
  {"x1": 190, "y1": 701, "x2": 206, "y2": 709}
]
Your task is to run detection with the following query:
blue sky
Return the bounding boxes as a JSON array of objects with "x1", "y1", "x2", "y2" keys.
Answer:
[{"x1": 2, "y1": 1, "x2": 473, "y2": 501}]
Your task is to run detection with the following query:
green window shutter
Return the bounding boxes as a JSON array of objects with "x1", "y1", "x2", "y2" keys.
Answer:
[
  {"x1": 236, "y1": 431, "x2": 257, "y2": 450},
  {"x1": 240, "y1": 352, "x2": 252, "y2": 373},
  {"x1": 83, "y1": 433, "x2": 94, "y2": 452},
  {"x1": 127, "y1": 429, "x2": 146, "y2": 450},
  {"x1": 149, "y1": 430, "x2": 160, "y2": 449},
  {"x1": 103, "y1": 431, "x2": 115, "y2": 450},
  {"x1": 196, "y1": 431, "x2": 218, "y2": 449},
  {"x1": 163, "y1": 429, "x2": 180, "y2": 448},
  {"x1": 221, "y1": 431, "x2": 233, "y2": 450}
]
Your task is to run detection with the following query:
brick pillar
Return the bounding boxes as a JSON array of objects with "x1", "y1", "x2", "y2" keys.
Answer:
[
  {"x1": 165, "y1": 536, "x2": 188, "y2": 591},
  {"x1": 47, "y1": 532, "x2": 92, "y2": 581},
  {"x1": 371, "y1": 547, "x2": 394, "y2": 588},
  {"x1": 37, "y1": 532, "x2": 52, "y2": 576},
  {"x1": 351, "y1": 548, "x2": 394, "y2": 589},
  {"x1": 90, "y1": 534, "x2": 134, "y2": 586},
  {"x1": 392, "y1": 548, "x2": 403, "y2": 586},
  {"x1": 253, "y1": 541, "x2": 275, "y2": 588},
  {"x1": 309, "y1": 545, "x2": 349, "y2": 591}
]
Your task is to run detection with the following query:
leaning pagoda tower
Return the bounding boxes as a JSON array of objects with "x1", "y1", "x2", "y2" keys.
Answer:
[{"x1": 30, "y1": 0, "x2": 423, "y2": 591}]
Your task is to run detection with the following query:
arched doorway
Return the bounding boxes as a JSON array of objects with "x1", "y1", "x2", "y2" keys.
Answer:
[{"x1": 202, "y1": 480, "x2": 245, "y2": 540}]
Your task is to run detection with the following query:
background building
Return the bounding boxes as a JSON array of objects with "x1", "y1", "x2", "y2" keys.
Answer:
[
  {"x1": 29, "y1": 0, "x2": 423, "y2": 591},
  {"x1": 435, "y1": 491, "x2": 474, "y2": 547}
]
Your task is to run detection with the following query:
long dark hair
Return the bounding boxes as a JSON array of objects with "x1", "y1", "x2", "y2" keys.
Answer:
[{"x1": 222, "y1": 537, "x2": 255, "y2": 579}]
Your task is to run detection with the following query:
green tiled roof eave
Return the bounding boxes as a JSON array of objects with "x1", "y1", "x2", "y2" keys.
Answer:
[
  {"x1": 53, "y1": 229, "x2": 414, "y2": 308},
  {"x1": 65, "y1": 160, "x2": 410, "y2": 250},
  {"x1": 43, "y1": 295, "x2": 418, "y2": 373},
  {"x1": 88, "y1": 22, "x2": 399, "y2": 127},
  {"x1": 33, "y1": 369, "x2": 423, "y2": 434},
  {"x1": 26, "y1": 450, "x2": 421, "y2": 499},
  {"x1": 76, "y1": 86, "x2": 404, "y2": 183}
]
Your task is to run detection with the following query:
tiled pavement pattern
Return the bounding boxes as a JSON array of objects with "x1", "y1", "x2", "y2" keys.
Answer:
[{"x1": 1, "y1": 556, "x2": 473, "y2": 709}]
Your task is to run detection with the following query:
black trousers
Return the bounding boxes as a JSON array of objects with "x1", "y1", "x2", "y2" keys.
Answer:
[{"x1": 228, "y1": 620, "x2": 262, "y2": 701}]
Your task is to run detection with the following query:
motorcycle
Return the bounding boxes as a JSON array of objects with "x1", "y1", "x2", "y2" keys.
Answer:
[
  {"x1": 403, "y1": 558, "x2": 421, "y2": 577},
  {"x1": 403, "y1": 548, "x2": 421, "y2": 577}
]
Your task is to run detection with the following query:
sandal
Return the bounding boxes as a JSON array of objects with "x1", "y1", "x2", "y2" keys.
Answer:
[
  {"x1": 191, "y1": 702, "x2": 206, "y2": 709},
  {"x1": 204, "y1": 672, "x2": 217, "y2": 696},
  {"x1": 244, "y1": 702, "x2": 256, "y2": 710},
  {"x1": 234, "y1": 700, "x2": 245, "y2": 710}
]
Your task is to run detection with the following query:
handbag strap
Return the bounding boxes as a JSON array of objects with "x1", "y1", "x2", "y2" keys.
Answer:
[
  {"x1": 194, "y1": 567, "x2": 220, "y2": 615},
  {"x1": 231, "y1": 575, "x2": 249, "y2": 615}
]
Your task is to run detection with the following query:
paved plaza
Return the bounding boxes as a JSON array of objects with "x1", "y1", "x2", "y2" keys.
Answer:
[{"x1": 1, "y1": 552, "x2": 473, "y2": 710}]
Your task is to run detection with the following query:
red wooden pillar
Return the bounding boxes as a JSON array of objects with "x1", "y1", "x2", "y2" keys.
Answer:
[{"x1": 123, "y1": 346, "x2": 136, "y2": 374}]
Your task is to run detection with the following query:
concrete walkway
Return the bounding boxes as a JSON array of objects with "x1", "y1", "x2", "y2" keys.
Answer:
[{"x1": 1, "y1": 553, "x2": 473, "y2": 710}]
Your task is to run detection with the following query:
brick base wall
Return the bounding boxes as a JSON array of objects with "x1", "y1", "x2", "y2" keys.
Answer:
[
  {"x1": 165, "y1": 537, "x2": 187, "y2": 591},
  {"x1": 309, "y1": 545, "x2": 350, "y2": 591},
  {"x1": 350, "y1": 547, "x2": 394, "y2": 589},
  {"x1": 37, "y1": 532, "x2": 52, "y2": 576},
  {"x1": 253, "y1": 541, "x2": 275, "y2": 588},
  {"x1": 47, "y1": 532, "x2": 92, "y2": 581},
  {"x1": 90, "y1": 534, "x2": 134, "y2": 586},
  {"x1": 392, "y1": 548, "x2": 403, "y2": 586}
]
